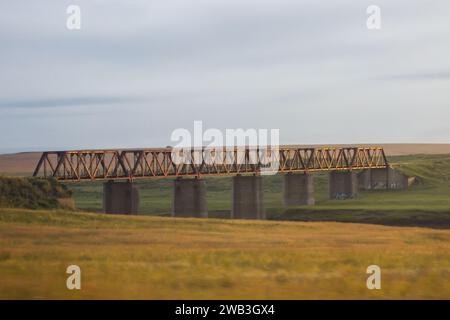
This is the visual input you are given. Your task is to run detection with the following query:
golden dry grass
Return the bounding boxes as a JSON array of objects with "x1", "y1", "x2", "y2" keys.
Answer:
[{"x1": 0, "y1": 208, "x2": 449, "y2": 299}]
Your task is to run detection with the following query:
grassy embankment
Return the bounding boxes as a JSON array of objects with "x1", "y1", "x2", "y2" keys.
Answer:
[
  {"x1": 68, "y1": 154, "x2": 450, "y2": 228},
  {"x1": 0, "y1": 208, "x2": 449, "y2": 299}
]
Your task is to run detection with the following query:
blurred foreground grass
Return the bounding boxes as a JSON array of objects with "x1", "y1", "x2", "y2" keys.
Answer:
[{"x1": 0, "y1": 208, "x2": 449, "y2": 299}]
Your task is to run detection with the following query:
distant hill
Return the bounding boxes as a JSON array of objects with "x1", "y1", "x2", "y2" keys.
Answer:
[
  {"x1": 0, "y1": 152, "x2": 41, "y2": 175},
  {"x1": 1, "y1": 144, "x2": 450, "y2": 175}
]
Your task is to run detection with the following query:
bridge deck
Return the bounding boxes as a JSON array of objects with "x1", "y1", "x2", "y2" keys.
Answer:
[{"x1": 32, "y1": 146, "x2": 389, "y2": 182}]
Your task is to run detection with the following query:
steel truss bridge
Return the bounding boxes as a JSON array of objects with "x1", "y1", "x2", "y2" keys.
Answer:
[{"x1": 33, "y1": 146, "x2": 389, "y2": 182}]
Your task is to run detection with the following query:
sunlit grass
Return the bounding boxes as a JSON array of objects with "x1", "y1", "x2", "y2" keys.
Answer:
[{"x1": 0, "y1": 208, "x2": 449, "y2": 299}]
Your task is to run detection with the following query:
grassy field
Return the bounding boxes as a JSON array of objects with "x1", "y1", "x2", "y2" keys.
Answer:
[
  {"x1": 67, "y1": 154, "x2": 450, "y2": 228},
  {"x1": 1, "y1": 154, "x2": 450, "y2": 299},
  {"x1": 0, "y1": 208, "x2": 449, "y2": 299}
]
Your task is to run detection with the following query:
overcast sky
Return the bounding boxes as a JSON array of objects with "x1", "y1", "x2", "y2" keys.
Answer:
[{"x1": 1, "y1": 0, "x2": 449, "y2": 153}]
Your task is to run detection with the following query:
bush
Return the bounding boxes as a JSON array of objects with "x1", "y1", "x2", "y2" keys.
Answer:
[{"x1": 0, "y1": 176, "x2": 72, "y2": 210}]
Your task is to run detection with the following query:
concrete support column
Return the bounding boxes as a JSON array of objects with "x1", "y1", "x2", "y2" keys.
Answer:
[
  {"x1": 103, "y1": 181, "x2": 139, "y2": 215},
  {"x1": 359, "y1": 168, "x2": 389, "y2": 190},
  {"x1": 387, "y1": 167, "x2": 409, "y2": 190},
  {"x1": 358, "y1": 170, "x2": 372, "y2": 190},
  {"x1": 373, "y1": 168, "x2": 389, "y2": 189},
  {"x1": 358, "y1": 168, "x2": 410, "y2": 190},
  {"x1": 283, "y1": 173, "x2": 315, "y2": 206},
  {"x1": 172, "y1": 178, "x2": 208, "y2": 218},
  {"x1": 232, "y1": 175, "x2": 265, "y2": 220},
  {"x1": 329, "y1": 171, "x2": 358, "y2": 200}
]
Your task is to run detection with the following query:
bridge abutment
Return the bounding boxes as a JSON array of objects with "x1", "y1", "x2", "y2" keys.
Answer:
[
  {"x1": 232, "y1": 175, "x2": 265, "y2": 220},
  {"x1": 283, "y1": 173, "x2": 315, "y2": 206},
  {"x1": 103, "y1": 181, "x2": 139, "y2": 215},
  {"x1": 172, "y1": 178, "x2": 208, "y2": 218},
  {"x1": 329, "y1": 171, "x2": 358, "y2": 200}
]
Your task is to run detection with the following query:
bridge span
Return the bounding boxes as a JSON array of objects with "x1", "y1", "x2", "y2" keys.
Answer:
[
  {"x1": 33, "y1": 146, "x2": 388, "y2": 181},
  {"x1": 32, "y1": 146, "x2": 404, "y2": 218}
]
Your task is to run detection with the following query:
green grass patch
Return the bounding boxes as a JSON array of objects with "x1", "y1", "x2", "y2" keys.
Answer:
[{"x1": 64, "y1": 154, "x2": 450, "y2": 228}]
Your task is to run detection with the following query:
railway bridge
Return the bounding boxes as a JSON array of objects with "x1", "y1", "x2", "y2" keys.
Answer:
[{"x1": 32, "y1": 146, "x2": 405, "y2": 218}]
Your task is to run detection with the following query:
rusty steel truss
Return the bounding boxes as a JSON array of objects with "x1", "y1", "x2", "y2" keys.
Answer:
[{"x1": 32, "y1": 146, "x2": 389, "y2": 182}]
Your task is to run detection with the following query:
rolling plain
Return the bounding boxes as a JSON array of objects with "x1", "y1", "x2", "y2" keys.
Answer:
[{"x1": 0, "y1": 145, "x2": 450, "y2": 299}]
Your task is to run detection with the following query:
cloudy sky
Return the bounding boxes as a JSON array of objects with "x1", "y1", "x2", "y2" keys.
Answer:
[{"x1": 0, "y1": 0, "x2": 449, "y2": 153}]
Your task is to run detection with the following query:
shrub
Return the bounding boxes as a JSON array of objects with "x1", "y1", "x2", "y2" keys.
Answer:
[{"x1": 0, "y1": 176, "x2": 72, "y2": 210}]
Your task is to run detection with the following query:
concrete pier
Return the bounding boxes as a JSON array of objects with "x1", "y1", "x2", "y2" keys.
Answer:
[
  {"x1": 387, "y1": 168, "x2": 410, "y2": 190},
  {"x1": 232, "y1": 175, "x2": 265, "y2": 220},
  {"x1": 283, "y1": 173, "x2": 315, "y2": 206},
  {"x1": 329, "y1": 171, "x2": 358, "y2": 200},
  {"x1": 172, "y1": 178, "x2": 208, "y2": 218},
  {"x1": 103, "y1": 181, "x2": 139, "y2": 214},
  {"x1": 359, "y1": 167, "x2": 410, "y2": 190},
  {"x1": 359, "y1": 168, "x2": 389, "y2": 190}
]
